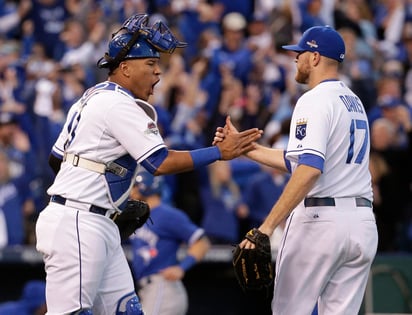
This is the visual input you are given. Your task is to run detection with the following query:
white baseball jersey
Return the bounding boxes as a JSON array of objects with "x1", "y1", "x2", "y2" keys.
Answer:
[
  {"x1": 286, "y1": 80, "x2": 372, "y2": 200},
  {"x1": 273, "y1": 80, "x2": 378, "y2": 315},
  {"x1": 49, "y1": 81, "x2": 166, "y2": 208}
]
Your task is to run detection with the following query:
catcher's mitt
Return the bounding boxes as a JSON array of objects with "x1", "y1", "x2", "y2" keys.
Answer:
[
  {"x1": 232, "y1": 228, "x2": 273, "y2": 295},
  {"x1": 114, "y1": 199, "x2": 151, "y2": 241}
]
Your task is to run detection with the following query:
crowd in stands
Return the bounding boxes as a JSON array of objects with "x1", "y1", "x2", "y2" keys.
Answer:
[{"x1": 0, "y1": 0, "x2": 411, "y2": 253}]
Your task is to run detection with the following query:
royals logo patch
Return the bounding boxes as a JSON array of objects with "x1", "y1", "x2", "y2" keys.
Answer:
[{"x1": 295, "y1": 118, "x2": 307, "y2": 140}]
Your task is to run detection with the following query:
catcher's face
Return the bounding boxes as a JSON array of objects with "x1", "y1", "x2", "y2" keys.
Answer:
[{"x1": 122, "y1": 57, "x2": 161, "y2": 100}]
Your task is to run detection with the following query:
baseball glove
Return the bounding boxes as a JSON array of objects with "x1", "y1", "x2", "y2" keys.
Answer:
[
  {"x1": 114, "y1": 199, "x2": 151, "y2": 241},
  {"x1": 232, "y1": 228, "x2": 274, "y2": 295}
]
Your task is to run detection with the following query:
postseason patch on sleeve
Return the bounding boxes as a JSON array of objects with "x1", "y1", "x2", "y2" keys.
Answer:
[
  {"x1": 295, "y1": 118, "x2": 307, "y2": 140},
  {"x1": 145, "y1": 122, "x2": 160, "y2": 136}
]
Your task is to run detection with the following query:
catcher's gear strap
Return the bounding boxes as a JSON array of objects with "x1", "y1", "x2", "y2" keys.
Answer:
[
  {"x1": 64, "y1": 153, "x2": 106, "y2": 174},
  {"x1": 63, "y1": 153, "x2": 128, "y2": 177}
]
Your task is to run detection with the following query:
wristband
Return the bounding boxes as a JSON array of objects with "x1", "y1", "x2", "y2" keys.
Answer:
[
  {"x1": 283, "y1": 150, "x2": 291, "y2": 173},
  {"x1": 179, "y1": 255, "x2": 197, "y2": 272},
  {"x1": 190, "y1": 146, "x2": 221, "y2": 168}
]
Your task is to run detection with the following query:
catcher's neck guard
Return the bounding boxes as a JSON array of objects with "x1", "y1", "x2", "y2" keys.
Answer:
[{"x1": 97, "y1": 13, "x2": 187, "y2": 69}]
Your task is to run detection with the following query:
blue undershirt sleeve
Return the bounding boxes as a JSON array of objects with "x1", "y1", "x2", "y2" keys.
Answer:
[{"x1": 141, "y1": 148, "x2": 169, "y2": 174}]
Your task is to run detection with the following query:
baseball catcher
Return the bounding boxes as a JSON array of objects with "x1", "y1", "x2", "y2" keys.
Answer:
[{"x1": 232, "y1": 228, "x2": 274, "y2": 296}]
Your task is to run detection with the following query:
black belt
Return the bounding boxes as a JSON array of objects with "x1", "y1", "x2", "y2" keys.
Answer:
[
  {"x1": 304, "y1": 197, "x2": 372, "y2": 208},
  {"x1": 50, "y1": 195, "x2": 117, "y2": 219}
]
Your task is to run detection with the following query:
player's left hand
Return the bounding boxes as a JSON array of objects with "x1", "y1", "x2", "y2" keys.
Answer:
[
  {"x1": 233, "y1": 228, "x2": 273, "y2": 295},
  {"x1": 240, "y1": 238, "x2": 255, "y2": 249}
]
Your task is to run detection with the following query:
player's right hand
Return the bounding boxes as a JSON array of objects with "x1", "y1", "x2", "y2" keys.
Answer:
[{"x1": 216, "y1": 116, "x2": 262, "y2": 159}]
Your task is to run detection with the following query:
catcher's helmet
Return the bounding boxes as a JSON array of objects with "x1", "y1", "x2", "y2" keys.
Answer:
[
  {"x1": 99, "y1": 34, "x2": 160, "y2": 68},
  {"x1": 97, "y1": 13, "x2": 187, "y2": 69},
  {"x1": 135, "y1": 170, "x2": 164, "y2": 197}
]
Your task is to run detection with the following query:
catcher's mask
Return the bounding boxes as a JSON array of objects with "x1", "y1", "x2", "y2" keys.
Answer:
[
  {"x1": 135, "y1": 170, "x2": 164, "y2": 197},
  {"x1": 97, "y1": 13, "x2": 187, "y2": 69}
]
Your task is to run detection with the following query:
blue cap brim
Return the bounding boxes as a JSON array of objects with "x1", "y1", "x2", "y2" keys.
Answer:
[{"x1": 282, "y1": 44, "x2": 305, "y2": 52}]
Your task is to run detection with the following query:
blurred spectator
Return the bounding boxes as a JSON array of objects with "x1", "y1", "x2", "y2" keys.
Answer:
[
  {"x1": 297, "y1": 0, "x2": 325, "y2": 33},
  {"x1": 207, "y1": 67, "x2": 246, "y2": 138},
  {"x1": 217, "y1": 0, "x2": 255, "y2": 22},
  {"x1": 129, "y1": 170, "x2": 210, "y2": 315},
  {"x1": 0, "y1": 149, "x2": 36, "y2": 246},
  {"x1": 215, "y1": 12, "x2": 253, "y2": 85},
  {"x1": 0, "y1": 112, "x2": 36, "y2": 190},
  {"x1": 32, "y1": 61, "x2": 63, "y2": 190},
  {"x1": 242, "y1": 164, "x2": 289, "y2": 232},
  {"x1": 202, "y1": 11, "x2": 253, "y2": 118},
  {"x1": 59, "y1": 15, "x2": 106, "y2": 85},
  {"x1": 254, "y1": 0, "x2": 281, "y2": 20},
  {"x1": 334, "y1": 0, "x2": 378, "y2": 56},
  {"x1": 368, "y1": 95, "x2": 411, "y2": 148},
  {"x1": 245, "y1": 12, "x2": 291, "y2": 127},
  {"x1": 373, "y1": 0, "x2": 406, "y2": 59},
  {"x1": 58, "y1": 64, "x2": 87, "y2": 115},
  {"x1": 24, "y1": 42, "x2": 56, "y2": 93},
  {"x1": 0, "y1": 49, "x2": 38, "y2": 151},
  {"x1": 338, "y1": 26, "x2": 377, "y2": 111},
  {"x1": 0, "y1": 280, "x2": 46, "y2": 315},
  {"x1": 266, "y1": 2, "x2": 294, "y2": 50},
  {"x1": 0, "y1": 0, "x2": 31, "y2": 37},
  {"x1": 0, "y1": 62, "x2": 27, "y2": 118},
  {"x1": 399, "y1": 20, "x2": 412, "y2": 105},
  {"x1": 172, "y1": 0, "x2": 224, "y2": 65},
  {"x1": 246, "y1": 13, "x2": 273, "y2": 60},
  {"x1": 205, "y1": 55, "x2": 274, "y2": 145},
  {"x1": 241, "y1": 82, "x2": 273, "y2": 130},
  {"x1": 151, "y1": 53, "x2": 210, "y2": 221},
  {"x1": 200, "y1": 160, "x2": 247, "y2": 244},
  {"x1": 27, "y1": 0, "x2": 77, "y2": 60},
  {"x1": 153, "y1": 53, "x2": 208, "y2": 148},
  {"x1": 370, "y1": 117, "x2": 412, "y2": 251},
  {"x1": 114, "y1": 0, "x2": 148, "y2": 24}
]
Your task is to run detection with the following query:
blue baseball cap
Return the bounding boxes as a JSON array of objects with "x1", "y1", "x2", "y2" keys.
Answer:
[{"x1": 282, "y1": 26, "x2": 345, "y2": 62}]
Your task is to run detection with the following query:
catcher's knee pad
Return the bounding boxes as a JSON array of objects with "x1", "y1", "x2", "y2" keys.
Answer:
[{"x1": 116, "y1": 292, "x2": 143, "y2": 315}]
